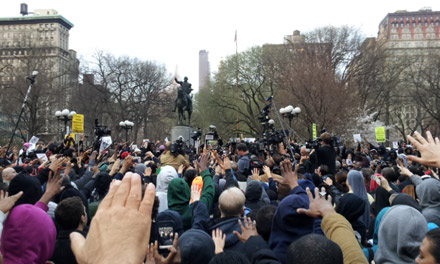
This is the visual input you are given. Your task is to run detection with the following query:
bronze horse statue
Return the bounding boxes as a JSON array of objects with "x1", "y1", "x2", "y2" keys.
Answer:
[{"x1": 174, "y1": 77, "x2": 192, "y2": 125}]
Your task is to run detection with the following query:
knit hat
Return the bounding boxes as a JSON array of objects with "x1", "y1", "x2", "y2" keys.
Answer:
[{"x1": 121, "y1": 152, "x2": 130, "y2": 159}]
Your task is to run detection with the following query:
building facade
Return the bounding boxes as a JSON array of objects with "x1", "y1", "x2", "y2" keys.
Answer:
[
  {"x1": 199, "y1": 50, "x2": 210, "y2": 90},
  {"x1": 0, "y1": 8, "x2": 79, "y2": 140}
]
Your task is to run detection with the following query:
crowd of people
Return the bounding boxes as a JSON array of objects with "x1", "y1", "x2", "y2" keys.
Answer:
[{"x1": 0, "y1": 130, "x2": 440, "y2": 264}]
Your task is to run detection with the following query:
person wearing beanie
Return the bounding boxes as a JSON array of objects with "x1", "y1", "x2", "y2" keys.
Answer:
[{"x1": 178, "y1": 229, "x2": 215, "y2": 264}]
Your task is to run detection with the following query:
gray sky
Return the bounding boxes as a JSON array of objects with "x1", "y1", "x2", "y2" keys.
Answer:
[{"x1": 1, "y1": 0, "x2": 438, "y2": 92}]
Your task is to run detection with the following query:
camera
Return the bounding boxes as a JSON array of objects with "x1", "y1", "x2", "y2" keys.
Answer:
[
  {"x1": 191, "y1": 128, "x2": 202, "y2": 141},
  {"x1": 93, "y1": 119, "x2": 111, "y2": 151},
  {"x1": 171, "y1": 136, "x2": 185, "y2": 156}
]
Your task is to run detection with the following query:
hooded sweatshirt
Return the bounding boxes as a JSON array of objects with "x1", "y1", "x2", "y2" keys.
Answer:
[
  {"x1": 178, "y1": 229, "x2": 215, "y2": 264},
  {"x1": 413, "y1": 178, "x2": 440, "y2": 226},
  {"x1": 336, "y1": 193, "x2": 367, "y2": 245},
  {"x1": 347, "y1": 170, "x2": 370, "y2": 229},
  {"x1": 1, "y1": 204, "x2": 56, "y2": 264},
  {"x1": 245, "y1": 180, "x2": 266, "y2": 212},
  {"x1": 375, "y1": 205, "x2": 427, "y2": 264},
  {"x1": 156, "y1": 165, "x2": 178, "y2": 212},
  {"x1": 168, "y1": 169, "x2": 214, "y2": 230},
  {"x1": 268, "y1": 185, "x2": 314, "y2": 264}
]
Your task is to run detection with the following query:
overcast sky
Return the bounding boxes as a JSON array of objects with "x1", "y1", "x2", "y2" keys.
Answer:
[{"x1": 1, "y1": 0, "x2": 439, "y2": 92}]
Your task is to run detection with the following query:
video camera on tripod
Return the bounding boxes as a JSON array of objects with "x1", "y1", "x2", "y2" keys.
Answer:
[{"x1": 93, "y1": 119, "x2": 111, "y2": 151}]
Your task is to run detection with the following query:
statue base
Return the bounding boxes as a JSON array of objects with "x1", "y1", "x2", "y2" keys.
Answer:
[{"x1": 171, "y1": 126, "x2": 194, "y2": 146}]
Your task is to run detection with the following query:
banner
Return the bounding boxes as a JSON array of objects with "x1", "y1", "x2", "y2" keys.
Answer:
[
  {"x1": 72, "y1": 114, "x2": 84, "y2": 134},
  {"x1": 375, "y1": 127, "x2": 386, "y2": 143},
  {"x1": 312, "y1": 123, "x2": 317, "y2": 139}
]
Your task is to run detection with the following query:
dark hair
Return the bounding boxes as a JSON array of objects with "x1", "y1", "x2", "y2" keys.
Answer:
[
  {"x1": 237, "y1": 143, "x2": 248, "y2": 152},
  {"x1": 184, "y1": 169, "x2": 197, "y2": 188},
  {"x1": 319, "y1": 165, "x2": 330, "y2": 175},
  {"x1": 55, "y1": 196, "x2": 85, "y2": 230},
  {"x1": 335, "y1": 170, "x2": 349, "y2": 193},
  {"x1": 286, "y1": 234, "x2": 343, "y2": 264},
  {"x1": 426, "y1": 228, "x2": 440, "y2": 263},
  {"x1": 382, "y1": 167, "x2": 398, "y2": 182},
  {"x1": 256, "y1": 205, "x2": 276, "y2": 241},
  {"x1": 208, "y1": 251, "x2": 250, "y2": 264},
  {"x1": 320, "y1": 132, "x2": 332, "y2": 145}
]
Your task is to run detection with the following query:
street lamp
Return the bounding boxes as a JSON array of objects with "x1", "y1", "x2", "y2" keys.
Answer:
[
  {"x1": 280, "y1": 105, "x2": 301, "y2": 136},
  {"x1": 119, "y1": 120, "x2": 134, "y2": 142},
  {"x1": 55, "y1": 109, "x2": 76, "y2": 138}
]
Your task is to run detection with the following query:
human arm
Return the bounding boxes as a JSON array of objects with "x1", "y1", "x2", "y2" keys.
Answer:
[
  {"x1": 198, "y1": 154, "x2": 215, "y2": 211},
  {"x1": 212, "y1": 228, "x2": 226, "y2": 254},
  {"x1": 297, "y1": 187, "x2": 368, "y2": 264}
]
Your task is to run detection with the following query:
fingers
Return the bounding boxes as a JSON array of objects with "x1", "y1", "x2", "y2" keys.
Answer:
[
  {"x1": 126, "y1": 173, "x2": 142, "y2": 210},
  {"x1": 407, "y1": 133, "x2": 424, "y2": 149},
  {"x1": 139, "y1": 183, "x2": 156, "y2": 215},
  {"x1": 99, "y1": 180, "x2": 121, "y2": 209},
  {"x1": 70, "y1": 232, "x2": 86, "y2": 263},
  {"x1": 296, "y1": 208, "x2": 309, "y2": 215},
  {"x1": 112, "y1": 173, "x2": 133, "y2": 207},
  {"x1": 237, "y1": 218, "x2": 245, "y2": 233},
  {"x1": 406, "y1": 155, "x2": 423, "y2": 165},
  {"x1": 426, "y1": 131, "x2": 435, "y2": 144},
  {"x1": 9, "y1": 191, "x2": 23, "y2": 203}
]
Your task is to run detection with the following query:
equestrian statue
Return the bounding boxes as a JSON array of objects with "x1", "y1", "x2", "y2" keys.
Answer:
[{"x1": 173, "y1": 76, "x2": 192, "y2": 125}]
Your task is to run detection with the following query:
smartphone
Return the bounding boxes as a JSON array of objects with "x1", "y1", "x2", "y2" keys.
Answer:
[
  {"x1": 157, "y1": 221, "x2": 174, "y2": 249},
  {"x1": 206, "y1": 140, "x2": 218, "y2": 150},
  {"x1": 371, "y1": 174, "x2": 381, "y2": 185}
]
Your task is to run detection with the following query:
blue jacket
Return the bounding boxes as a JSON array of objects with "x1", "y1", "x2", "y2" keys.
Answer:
[
  {"x1": 268, "y1": 186, "x2": 315, "y2": 264},
  {"x1": 210, "y1": 217, "x2": 244, "y2": 252}
]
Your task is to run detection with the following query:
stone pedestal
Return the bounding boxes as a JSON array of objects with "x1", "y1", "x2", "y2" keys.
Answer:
[{"x1": 171, "y1": 126, "x2": 194, "y2": 146}]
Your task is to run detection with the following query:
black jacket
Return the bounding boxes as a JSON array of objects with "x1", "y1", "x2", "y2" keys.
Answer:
[{"x1": 50, "y1": 230, "x2": 87, "y2": 264}]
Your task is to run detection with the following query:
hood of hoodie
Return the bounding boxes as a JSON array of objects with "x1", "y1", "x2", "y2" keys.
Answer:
[
  {"x1": 178, "y1": 229, "x2": 215, "y2": 264},
  {"x1": 134, "y1": 163, "x2": 146, "y2": 176},
  {"x1": 375, "y1": 205, "x2": 427, "y2": 264},
  {"x1": 269, "y1": 186, "x2": 314, "y2": 264},
  {"x1": 245, "y1": 181, "x2": 262, "y2": 202},
  {"x1": 336, "y1": 193, "x2": 366, "y2": 222},
  {"x1": 157, "y1": 166, "x2": 178, "y2": 193},
  {"x1": 1, "y1": 204, "x2": 56, "y2": 264},
  {"x1": 416, "y1": 178, "x2": 440, "y2": 208},
  {"x1": 391, "y1": 194, "x2": 421, "y2": 212},
  {"x1": 347, "y1": 170, "x2": 368, "y2": 201}
]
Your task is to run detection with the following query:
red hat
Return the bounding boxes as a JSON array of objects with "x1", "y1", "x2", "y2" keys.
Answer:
[{"x1": 121, "y1": 152, "x2": 130, "y2": 159}]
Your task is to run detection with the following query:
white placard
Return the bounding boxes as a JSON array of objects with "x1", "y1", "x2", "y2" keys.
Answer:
[
  {"x1": 29, "y1": 136, "x2": 39, "y2": 145},
  {"x1": 393, "y1": 142, "x2": 399, "y2": 149},
  {"x1": 36, "y1": 153, "x2": 48, "y2": 163},
  {"x1": 99, "y1": 136, "x2": 112, "y2": 153},
  {"x1": 353, "y1": 134, "x2": 362, "y2": 143}
]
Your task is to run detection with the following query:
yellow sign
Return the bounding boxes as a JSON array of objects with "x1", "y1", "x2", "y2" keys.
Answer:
[
  {"x1": 375, "y1": 127, "x2": 386, "y2": 143},
  {"x1": 312, "y1": 123, "x2": 317, "y2": 139},
  {"x1": 72, "y1": 114, "x2": 84, "y2": 134}
]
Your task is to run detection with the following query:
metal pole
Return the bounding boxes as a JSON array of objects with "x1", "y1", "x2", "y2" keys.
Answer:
[
  {"x1": 6, "y1": 77, "x2": 35, "y2": 153},
  {"x1": 125, "y1": 128, "x2": 128, "y2": 142}
]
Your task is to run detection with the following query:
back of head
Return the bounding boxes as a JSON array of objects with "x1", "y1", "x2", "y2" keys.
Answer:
[
  {"x1": 219, "y1": 187, "x2": 245, "y2": 217},
  {"x1": 382, "y1": 167, "x2": 398, "y2": 182},
  {"x1": 55, "y1": 196, "x2": 85, "y2": 230},
  {"x1": 1, "y1": 204, "x2": 56, "y2": 263},
  {"x1": 391, "y1": 193, "x2": 421, "y2": 212},
  {"x1": 94, "y1": 172, "x2": 112, "y2": 198},
  {"x1": 167, "y1": 178, "x2": 190, "y2": 209},
  {"x1": 415, "y1": 178, "x2": 440, "y2": 208},
  {"x1": 336, "y1": 193, "x2": 366, "y2": 222},
  {"x1": 208, "y1": 251, "x2": 250, "y2": 264},
  {"x1": 256, "y1": 205, "x2": 277, "y2": 241},
  {"x1": 184, "y1": 169, "x2": 197, "y2": 187},
  {"x1": 347, "y1": 170, "x2": 367, "y2": 200},
  {"x1": 8, "y1": 173, "x2": 42, "y2": 206},
  {"x1": 237, "y1": 143, "x2": 248, "y2": 152},
  {"x1": 164, "y1": 142, "x2": 172, "y2": 151},
  {"x1": 179, "y1": 229, "x2": 215, "y2": 264},
  {"x1": 375, "y1": 205, "x2": 428, "y2": 263},
  {"x1": 320, "y1": 132, "x2": 332, "y2": 145},
  {"x1": 245, "y1": 181, "x2": 262, "y2": 202},
  {"x1": 157, "y1": 165, "x2": 178, "y2": 192},
  {"x1": 286, "y1": 234, "x2": 343, "y2": 264}
]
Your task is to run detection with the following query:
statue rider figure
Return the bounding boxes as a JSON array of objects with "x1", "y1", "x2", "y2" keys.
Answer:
[{"x1": 173, "y1": 76, "x2": 193, "y2": 112}]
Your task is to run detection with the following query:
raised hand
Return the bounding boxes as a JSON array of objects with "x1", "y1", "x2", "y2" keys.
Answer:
[
  {"x1": 232, "y1": 217, "x2": 258, "y2": 243},
  {"x1": 212, "y1": 228, "x2": 226, "y2": 254},
  {"x1": 70, "y1": 173, "x2": 156, "y2": 264},
  {"x1": 274, "y1": 159, "x2": 298, "y2": 189},
  {"x1": 191, "y1": 183, "x2": 201, "y2": 202},
  {"x1": 406, "y1": 131, "x2": 440, "y2": 167},
  {"x1": 0, "y1": 191, "x2": 23, "y2": 214},
  {"x1": 197, "y1": 153, "x2": 211, "y2": 172},
  {"x1": 297, "y1": 187, "x2": 335, "y2": 218}
]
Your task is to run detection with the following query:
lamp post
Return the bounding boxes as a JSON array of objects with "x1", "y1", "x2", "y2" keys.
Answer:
[
  {"x1": 280, "y1": 105, "x2": 301, "y2": 137},
  {"x1": 119, "y1": 120, "x2": 134, "y2": 142},
  {"x1": 55, "y1": 109, "x2": 76, "y2": 139}
]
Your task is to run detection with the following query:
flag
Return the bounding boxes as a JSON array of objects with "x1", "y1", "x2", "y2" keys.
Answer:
[{"x1": 234, "y1": 30, "x2": 237, "y2": 42}]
